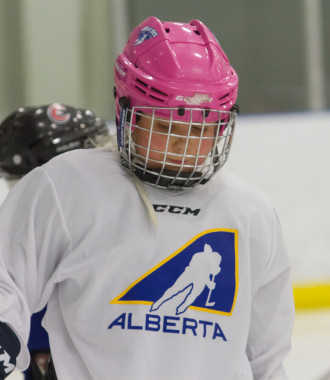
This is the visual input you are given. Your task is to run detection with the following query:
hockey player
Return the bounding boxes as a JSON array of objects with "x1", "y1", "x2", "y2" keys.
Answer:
[
  {"x1": 0, "y1": 103, "x2": 108, "y2": 380},
  {"x1": 150, "y1": 244, "x2": 222, "y2": 315},
  {"x1": 0, "y1": 17, "x2": 294, "y2": 380}
]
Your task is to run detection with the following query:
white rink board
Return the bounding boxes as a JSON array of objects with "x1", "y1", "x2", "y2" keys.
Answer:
[
  {"x1": 225, "y1": 111, "x2": 330, "y2": 284},
  {"x1": 1, "y1": 112, "x2": 329, "y2": 284}
]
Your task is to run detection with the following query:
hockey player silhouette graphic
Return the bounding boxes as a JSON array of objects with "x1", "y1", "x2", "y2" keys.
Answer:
[{"x1": 150, "y1": 244, "x2": 222, "y2": 315}]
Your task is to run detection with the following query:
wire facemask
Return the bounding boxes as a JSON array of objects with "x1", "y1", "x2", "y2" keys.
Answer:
[{"x1": 118, "y1": 105, "x2": 238, "y2": 190}]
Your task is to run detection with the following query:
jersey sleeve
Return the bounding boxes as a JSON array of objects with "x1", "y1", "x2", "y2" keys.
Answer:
[
  {"x1": 0, "y1": 167, "x2": 72, "y2": 370},
  {"x1": 246, "y1": 209, "x2": 295, "y2": 380}
]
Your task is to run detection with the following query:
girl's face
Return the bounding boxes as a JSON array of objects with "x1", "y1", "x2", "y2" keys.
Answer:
[{"x1": 132, "y1": 113, "x2": 217, "y2": 172}]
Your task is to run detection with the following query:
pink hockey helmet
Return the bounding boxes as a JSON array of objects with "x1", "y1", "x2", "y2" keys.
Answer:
[
  {"x1": 114, "y1": 17, "x2": 239, "y2": 189},
  {"x1": 114, "y1": 16, "x2": 238, "y2": 124}
]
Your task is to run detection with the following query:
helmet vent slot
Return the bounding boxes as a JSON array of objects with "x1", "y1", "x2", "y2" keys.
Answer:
[
  {"x1": 135, "y1": 85, "x2": 147, "y2": 95},
  {"x1": 136, "y1": 78, "x2": 148, "y2": 87},
  {"x1": 219, "y1": 93, "x2": 229, "y2": 100},
  {"x1": 134, "y1": 78, "x2": 168, "y2": 102},
  {"x1": 149, "y1": 95, "x2": 165, "y2": 102},
  {"x1": 151, "y1": 87, "x2": 167, "y2": 97},
  {"x1": 218, "y1": 93, "x2": 230, "y2": 106}
]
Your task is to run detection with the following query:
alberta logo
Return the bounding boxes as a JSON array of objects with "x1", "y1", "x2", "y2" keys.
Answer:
[{"x1": 110, "y1": 229, "x2": 239, "y2": 316}]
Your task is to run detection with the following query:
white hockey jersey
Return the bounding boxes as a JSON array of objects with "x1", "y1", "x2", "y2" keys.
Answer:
[{"x1": 0, "y1": 148, "x2": 294, "y2": 380}]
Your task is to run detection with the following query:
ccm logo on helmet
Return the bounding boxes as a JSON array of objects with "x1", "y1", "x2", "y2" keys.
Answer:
[{"x1": 47, "y1": 103, "x2": 71, "y2": 125}]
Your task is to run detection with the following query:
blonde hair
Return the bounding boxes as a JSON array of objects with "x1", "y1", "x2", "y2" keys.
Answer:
[{"x1": 96, "y1": 133, "x2": 158, "y2": 227}]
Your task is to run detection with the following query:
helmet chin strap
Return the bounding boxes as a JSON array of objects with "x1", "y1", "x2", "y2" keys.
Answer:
[{"x1": 131, "y1": 165, "x2": 206, "y2": 190}]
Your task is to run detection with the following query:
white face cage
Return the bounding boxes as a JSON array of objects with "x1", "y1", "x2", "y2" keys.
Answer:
[{"x1": 117, "y1": 106, "x2": 238, "y2": 190}]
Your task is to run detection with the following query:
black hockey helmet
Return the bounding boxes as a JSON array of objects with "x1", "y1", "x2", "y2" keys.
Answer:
[{"x1": 0, "y1": 103, "x2": 109, "y2": 176}]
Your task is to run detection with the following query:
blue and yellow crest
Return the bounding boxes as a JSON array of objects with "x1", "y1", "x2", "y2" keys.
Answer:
[{"x1": 111, "y1": 229, "x2": 239, "y2": 316}]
